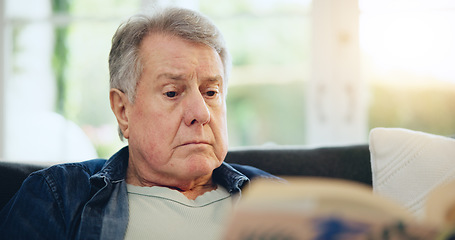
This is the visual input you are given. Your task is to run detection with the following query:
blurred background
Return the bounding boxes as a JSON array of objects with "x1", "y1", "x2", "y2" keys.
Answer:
[{"x1": 1, "y1": 0, "x2": 455, "y2": 162}]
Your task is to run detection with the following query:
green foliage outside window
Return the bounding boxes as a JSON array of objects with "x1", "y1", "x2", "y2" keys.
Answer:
[{"x1": 51, "y1": 0, "x2": 71, "y2": 115}]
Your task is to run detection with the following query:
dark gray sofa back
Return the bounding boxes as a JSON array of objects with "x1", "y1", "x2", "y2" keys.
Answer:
[{"x1": 225, "y1": 144, "x2": 371, "y2": 184}]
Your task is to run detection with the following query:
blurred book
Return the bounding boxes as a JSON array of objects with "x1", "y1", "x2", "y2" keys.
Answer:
[{"x1": 222, "y1": 177, "x2": 455, "y2": 240}]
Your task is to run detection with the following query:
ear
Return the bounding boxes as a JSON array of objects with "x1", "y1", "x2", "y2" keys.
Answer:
[{"x1": 110, "y1": 88, "x2": 131, "y2": 139}]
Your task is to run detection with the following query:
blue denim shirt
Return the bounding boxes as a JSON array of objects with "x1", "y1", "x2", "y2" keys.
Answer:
[{"x1": 0, "y1": 146, "x2": 277, "y2": 240}]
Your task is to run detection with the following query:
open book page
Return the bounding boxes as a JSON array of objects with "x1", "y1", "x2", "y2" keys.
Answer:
[
  {"x1": 426, "y1": 180, "x2": 455, "y2": 238},
  {"x1": 223, "y1": 178, "x2": 441, "y2": 240}
]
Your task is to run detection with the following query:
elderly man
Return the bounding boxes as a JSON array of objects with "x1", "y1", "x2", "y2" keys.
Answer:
[{"x1": 0, "y1": 7, "x2": 277, "y2": 240}]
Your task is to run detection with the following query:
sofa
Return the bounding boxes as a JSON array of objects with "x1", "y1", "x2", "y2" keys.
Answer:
[{"x1": 0, "y1": 144, "x2": 372, "y2": 211}]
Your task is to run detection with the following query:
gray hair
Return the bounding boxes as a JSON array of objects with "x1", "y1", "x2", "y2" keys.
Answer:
[
  {"x1": 109, "y1": 7, "x2": 231, "y2": 140},
  {"x1": 109, "y1": 7, "x2": 231, "y2": 103}
]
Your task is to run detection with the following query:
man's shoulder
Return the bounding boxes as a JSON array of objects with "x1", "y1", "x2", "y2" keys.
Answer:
[
  {"x1": 20, "y1": 159, "x2": 109, "y2": 205},
  {"x1": 33, "y1": 159, "x2": 107, "y2": 182},
  {"x1": 226, "y1": 163, "x2": 279, "y2": 181}
]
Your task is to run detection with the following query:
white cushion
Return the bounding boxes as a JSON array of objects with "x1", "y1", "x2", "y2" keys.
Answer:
[{"x1": 369, "y1": 127, "x2": 455, "y2": 218}]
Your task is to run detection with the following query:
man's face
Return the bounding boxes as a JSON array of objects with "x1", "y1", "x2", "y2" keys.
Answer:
[{"x1": 123, "y1": 34, "x2": 228, "y2": 187}]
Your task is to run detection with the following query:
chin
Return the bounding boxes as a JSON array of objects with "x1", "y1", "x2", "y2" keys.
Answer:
[{"x1": 185, "y1": 155, "x2": 222, "y2": 174}]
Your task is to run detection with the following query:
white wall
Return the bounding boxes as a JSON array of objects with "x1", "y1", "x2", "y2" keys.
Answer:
[
  {"x1": 306, "y1": 0, "x2": 368, "y2": 146},
  {"x1": 0, "y1": 0, "x2": 5, "y2": 159}
]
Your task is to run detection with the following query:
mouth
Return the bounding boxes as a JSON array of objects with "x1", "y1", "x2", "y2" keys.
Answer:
[{"x1": 178, "y1": 141, "x2": 211, "y2": 148}]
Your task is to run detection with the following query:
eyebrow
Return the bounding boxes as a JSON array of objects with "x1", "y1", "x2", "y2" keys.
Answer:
[
  {"x1": 203, "y1": 75, "x2": 223, "y2": 83},
  {"x1": 156, "y1": 73, "x2": 186, "y2": 81},
  {"x1": 157, "y1": 73, "x2": 223, "y2": 83}
]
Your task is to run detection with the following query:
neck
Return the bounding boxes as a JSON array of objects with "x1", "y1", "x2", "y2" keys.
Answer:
[
  {"x1": 173, "y1": 182, "x2": 218, "y2": 200},
  {"x1": 126, "y1": 167, "x2": 217, "y2": 200}
]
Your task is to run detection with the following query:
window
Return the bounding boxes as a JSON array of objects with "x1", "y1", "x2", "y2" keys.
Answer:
[
  {"x1": 201, "y1": 0, "x2": 312, "y2": 147},
  {"x1": 2, "y1": 0, "x2": 140, "y2": 161},
  {"x1": 1, "y1": 0, "x2": 312, "y2": 162},
  {"x1": 360, "y1": 0, "x2": 455, "y2": 136},
  {"x1": 2, "y1": 0, "x2": 454, "y2": 162}
]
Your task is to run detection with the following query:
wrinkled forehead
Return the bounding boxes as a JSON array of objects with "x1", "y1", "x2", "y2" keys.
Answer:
[{"x1": 138, "y1": 33, "x2": 226, "y2": 86}]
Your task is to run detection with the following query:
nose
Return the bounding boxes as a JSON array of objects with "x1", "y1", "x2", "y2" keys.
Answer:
[{"x1": 183, "y1": 91, "x2": 210, "y2": 126}]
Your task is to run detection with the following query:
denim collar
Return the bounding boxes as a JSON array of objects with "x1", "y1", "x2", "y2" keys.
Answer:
[
  {"x1": 213, "y1": 162, "x2": 250, "y2": 194},
  {"x1": 95, "y1": 146, "x2": 129, "y2": 182}
]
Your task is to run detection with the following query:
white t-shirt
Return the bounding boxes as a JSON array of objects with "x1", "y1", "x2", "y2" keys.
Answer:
[{"x1": 124, "y1": 184, "x2": 233, "y2": 240}]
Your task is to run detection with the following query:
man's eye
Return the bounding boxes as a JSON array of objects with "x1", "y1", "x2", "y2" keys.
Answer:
[
  {"x1": 206, "y1": 91, "x2": 217, "y2": 97},
  {"x1": 165, "y1": 91, "x2": 177, "y2": 98}
]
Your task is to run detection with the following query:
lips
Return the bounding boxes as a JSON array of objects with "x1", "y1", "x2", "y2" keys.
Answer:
[{"x1": 178, "y1": 141, "x2": 210, "y2": 147}]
